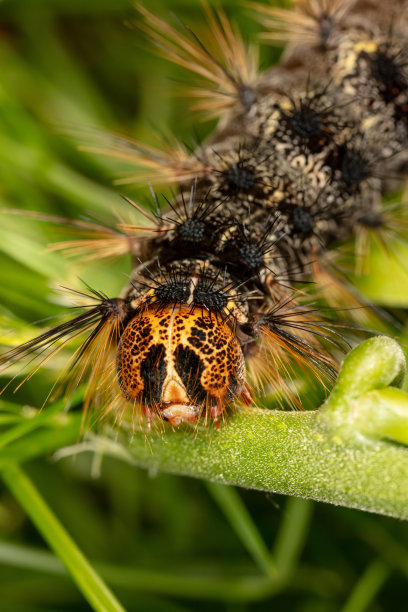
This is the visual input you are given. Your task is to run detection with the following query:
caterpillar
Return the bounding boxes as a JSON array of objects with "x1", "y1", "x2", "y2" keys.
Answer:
[{"x1": 1, "y1": 0, "x2": 408, "y2": 431}]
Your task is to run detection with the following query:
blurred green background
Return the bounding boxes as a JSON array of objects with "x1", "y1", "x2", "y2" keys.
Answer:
[{"x1": 0, "y1": 0, "x2": 408, "y2": 610}]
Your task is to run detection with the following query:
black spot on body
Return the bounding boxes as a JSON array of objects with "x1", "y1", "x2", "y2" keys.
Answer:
[
  {"x1": 371, "y1": 52, "x2": 405, "y2": 97},
  {"x1": 238, "y1": 243, "x2": 264, "y2": 269},
  {"x1": 194, "y1": 286, "x2": 228, "y2": 311},
  {"x1": 279, "y1": 202, "x2": 313, "y2": 236},
  {"x1": 154, "y1": 280, "x2": 190, "y2": 305},
  {"x1": 226, "y1": 166, "x2": 255, "y2": 190},
  {"x1": 341, "y1": 152, "x2": 369, "y2": 186},
  {"x1": 280, "y1": 103, "x2": 333, "y2": 152},
  {"x1": 290, "y1": 107, "x2": 323, "y2": 139},
  {"x1": 238, "y1": 84, "x2": 256, "y2": 111},
  {"x1": 221, "y1": 234, "x2": 264, "y2": 276},
  {"x1": 178, "y1": 218, "x2": 206, "y2": 243},
  {"x1": 293, "y1": 207, "x2": 313, "y2": 235}
]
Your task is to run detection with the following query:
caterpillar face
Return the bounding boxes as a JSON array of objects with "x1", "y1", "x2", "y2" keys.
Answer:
[{"x1": 116, "y1": 305, "x2": 246, "y2": 427}]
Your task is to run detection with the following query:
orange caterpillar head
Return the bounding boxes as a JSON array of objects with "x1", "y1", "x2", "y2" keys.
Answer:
[{"x1": 116, "y1": 305, "x2": 248, "y2": 427}]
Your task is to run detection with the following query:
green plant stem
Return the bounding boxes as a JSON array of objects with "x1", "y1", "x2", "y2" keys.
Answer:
[
  {"x1": 104, "y1": 404, "x2": 408, "y2": 519},
  {"x1": 1, "y1": 463, "x2": 125, "y2": 612}
]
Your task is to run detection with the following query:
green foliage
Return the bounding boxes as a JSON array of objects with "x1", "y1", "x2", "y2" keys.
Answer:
[{"x1": 0, "y1": 1, "x2": 408, "y2": 611}]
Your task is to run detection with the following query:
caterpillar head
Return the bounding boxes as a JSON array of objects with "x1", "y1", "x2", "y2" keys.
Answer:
[{"x1": 116, "y1": 305, "x2": 247, "y2": 427}]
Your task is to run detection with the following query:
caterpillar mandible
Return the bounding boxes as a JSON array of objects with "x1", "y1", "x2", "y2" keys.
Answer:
[{"x1": 1, "y1": 0, "x2": 407, "y2": 431}]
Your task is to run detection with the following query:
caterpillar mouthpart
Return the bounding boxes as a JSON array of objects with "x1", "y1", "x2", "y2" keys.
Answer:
[
  {"x1": 115, "y1": 304, "x2": 248, "y2": 428},
  {"x1": 160, "y1": 403, "x2": 201, "y2": 427}
]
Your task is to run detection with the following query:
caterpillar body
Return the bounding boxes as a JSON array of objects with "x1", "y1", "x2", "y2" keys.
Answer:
[{"x1": 1, "y1": 0, "x2": 408, "y2": 430}]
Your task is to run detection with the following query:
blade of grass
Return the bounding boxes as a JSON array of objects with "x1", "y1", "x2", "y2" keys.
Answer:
[
  {"x1": 0, "y1": 402, "x2": 75, "y2": 449},
  {"x1": 0, "y1": 132, "x2": 117, "y2": 213},
  {"x1": 0, "y1": 416, "x2": 82, "y2": 467},
  {"x1": 340, "y1": 558, "x2": 391, "y2": 612},
  {"x1": 0, "y1": 214, "x2": 67, "y2": 278},
  {"x1": 273, "y1": 497, "x2": 313, "y2": 579},
  {"x1": 342, "y1": 513, "x2": 408, "y2": 580},
  {"x1": 0, "y1": 542, "x2": 66, "y2": 575},
  {"x1": 205, "y1": 481, "x2": 275, "y2": 577},
  {"x1": 0, "y1": 391, "x2": 84, "y2": 453},
  {"x1": 0, "y1": 541, "x2": 339, "y2": 602},
  {"x1": 1, "y1": 463, "x2": 126, "y2": 612},
  {"x1": 0, "y1": 400, "x2": 74, "y2": 450}
]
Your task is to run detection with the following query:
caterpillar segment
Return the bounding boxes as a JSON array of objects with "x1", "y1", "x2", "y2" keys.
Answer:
[{"x1": 1, "y1": 0, "x2": 408, "y2": 430}]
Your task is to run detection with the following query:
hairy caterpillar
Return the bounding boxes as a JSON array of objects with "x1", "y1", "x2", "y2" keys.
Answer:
[{"x1": 1, "y1": 0, "x2": 407, "y2": 431}]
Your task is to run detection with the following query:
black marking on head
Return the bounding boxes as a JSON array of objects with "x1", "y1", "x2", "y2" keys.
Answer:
[
  {"x1": 187, "y1": 326, "x2": 207, "y2": 348},
  {"x1": 140, "y1": 343, "x2": 167, "y2": 404},
  {"x1": 193, "y1": 316, "x2": 210, "y2": 331},
  {"x1": 224, "y1": 371, "x2": 240, "y2": 402},
  {"x1": 174, "y1": 344, "x2": 206, "y2": 404}
]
